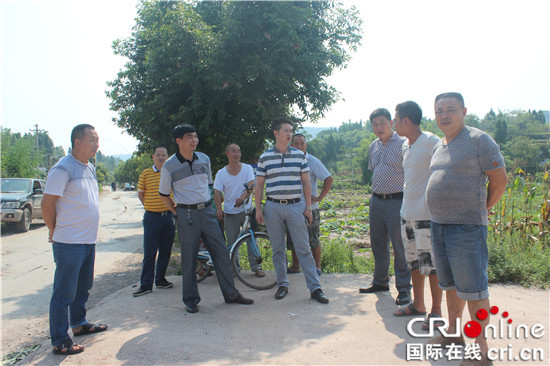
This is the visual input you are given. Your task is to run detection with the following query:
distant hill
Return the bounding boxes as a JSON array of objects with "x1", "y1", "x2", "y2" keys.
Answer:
[
  {"x1": 299, "y1": 126, "x2": 331, "y2": 139},
  {"x1": 112, "y1": 154, "x2": 132, "y2": 161}
]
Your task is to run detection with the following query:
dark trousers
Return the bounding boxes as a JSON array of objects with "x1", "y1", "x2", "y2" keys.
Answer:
[
  {"x1": 50, "y1": 243, "x2": 95, "y2": 346},
  {"x1": 140, "y1": 212, "x2": 175, "y2": 289},
  {"x1": 176, "y1": 205, "x2": 239, "y2": 306}
]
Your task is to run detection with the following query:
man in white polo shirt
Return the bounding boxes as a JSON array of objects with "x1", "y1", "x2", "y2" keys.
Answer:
[
  {"x1": 42, "y1": 124, "x2": 108, "y2": 355},
  {"x1": 158, "y1": 124, "x2": 253, "y2": 313}
]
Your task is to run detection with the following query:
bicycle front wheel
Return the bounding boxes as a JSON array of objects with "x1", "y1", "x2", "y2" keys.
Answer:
[
  {"x1": 231, "y1": 232, "x2": 277, "y2": 290},
  {"x1": 196, "y1": 258, "x2": 212, "y2": 282}
]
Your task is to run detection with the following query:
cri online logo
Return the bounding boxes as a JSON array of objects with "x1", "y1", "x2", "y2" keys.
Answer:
[{"x1": 407, "y1": 306, "x2": 545, "y2": 339}]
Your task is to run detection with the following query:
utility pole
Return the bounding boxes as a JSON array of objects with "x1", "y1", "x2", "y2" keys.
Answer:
[{"x1": 30, "y1": 124, "x2": 45, "y2": 169}]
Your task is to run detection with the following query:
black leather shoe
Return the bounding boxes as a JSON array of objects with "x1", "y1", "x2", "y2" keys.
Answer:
[
  {"x1": 311, "y1": 289, "x2": 329, "y2": 304},
  {"x1": 185, "y1": 303, "x2": 198, "y2": 313},
  {"x1": 358, "y1": 284, "x2": 389, "y2": 293},
  {"x1": 274, "y1": 286, "x2": 288, "y2": 300},
  {"x1": 396, "y1": 291, "x2": 411, "y2": 305},
  {"x1": 226, "y1": 293, "x2": 254, "y2": 305}
]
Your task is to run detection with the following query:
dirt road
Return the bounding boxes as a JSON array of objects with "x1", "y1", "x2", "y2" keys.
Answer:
[{"x1": 1, "y1": 189, "x2": 145, "y2": 358}]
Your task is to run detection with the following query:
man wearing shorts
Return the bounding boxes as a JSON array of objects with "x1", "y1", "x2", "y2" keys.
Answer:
[
  {"x1": 286, "y1": 133, "x2": 333, "y2": 275},
  {"x1": 392, "y1": 101, "x2": 443, "y2": 328},
  {"x1": 426, "y1": 93, "x2": 507, "y2": 365}
]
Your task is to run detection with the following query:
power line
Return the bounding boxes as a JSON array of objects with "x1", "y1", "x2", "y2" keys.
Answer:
[{"x1": 29, "y1": 124, "x2": 45, "y2": 169}]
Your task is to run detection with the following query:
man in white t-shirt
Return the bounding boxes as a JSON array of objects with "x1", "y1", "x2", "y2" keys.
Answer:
[
  {"x1": 214, "y1": 143, "x2": 263, "y2": 276},
  {"x1": 393, "y1": 101, "x2": 443, "y2": 328},
  {"x1": 42, "y1": 124, "x2": 108, "y2": 355}
]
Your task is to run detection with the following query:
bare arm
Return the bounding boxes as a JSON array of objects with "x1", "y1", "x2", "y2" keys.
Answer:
[
  {"x1": 255, "y1": 176, "x2": 265, "y2": 224},
  {"x1": 486, "y1": 167, "x2": 508, "y2": 211},
  {"x1": 301, "y1": 172, "x2": 313, "y2": 224},
  {"x1": 235, "y1": 180, "x2": 255, "y2": 208},
  {"x1": 312, "y1": 175, "x2": 333, "y2": 203},
  {"x1": 159, "y1": 195, "x2": 177, "y2": 215},
  {"x1": 214, "y1": 189, "x2": 224, "y2": 221},
  {"x1": 138, "y1": 191, "x2": 145, "y2": 205},
  {"x1": 41, "y1": 193, "x2": 60, "y2": 242}
]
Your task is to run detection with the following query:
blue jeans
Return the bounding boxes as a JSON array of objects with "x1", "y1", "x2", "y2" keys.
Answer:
[
  {"x1": 49, "y1": 242, "x2": 95, "y2": 346},
  {"x1": 369, "y1": 196, "x2": 412, "y2": 292},
  {"x1": 140, "y1": 212, "x2": 175, "y2": 289},
  {"x1": 431, "y1": 222, "x2": 489, "y2": 301}
]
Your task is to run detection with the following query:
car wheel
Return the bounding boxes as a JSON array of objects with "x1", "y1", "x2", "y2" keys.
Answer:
[{"x1": 16, "y1": 207, "x2": 31, "y2": 232}]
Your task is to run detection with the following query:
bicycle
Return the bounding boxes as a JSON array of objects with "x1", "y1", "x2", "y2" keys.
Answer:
[{"x1": 196, "y1": 194, "x2": 277, "y2": 290}]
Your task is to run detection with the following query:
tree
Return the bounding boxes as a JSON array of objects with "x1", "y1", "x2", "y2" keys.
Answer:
[
  {"x1": 494, "y1": 118, "x2": 507, "y2": 145},
  {"x1": 502, "y1": 136, "x2": 541, "y2": 174},
  {"x1": 107, "y1": 0, "x2": 362, "y2": 170},
  {"x1": 1, "y1": 129, "x2": 40, "y2": 178},
  {"x1": 114, "y1": 153, "x2": 154, "y2": 184}
]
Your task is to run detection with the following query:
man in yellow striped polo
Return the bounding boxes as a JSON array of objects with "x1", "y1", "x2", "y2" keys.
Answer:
[{"x1": 133, "y1": 145, "x2": 176, "y2": 297}]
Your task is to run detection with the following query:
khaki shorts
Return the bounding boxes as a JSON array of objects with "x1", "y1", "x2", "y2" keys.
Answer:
[
  {"x1": 287, "y1": 208, "x2": 321, "y2": 250},
  {"x1": 401, "y1": 218, "x2": 436, "y2": 275}
]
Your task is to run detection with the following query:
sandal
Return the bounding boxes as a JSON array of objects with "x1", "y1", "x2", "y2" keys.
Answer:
[
  {"x1": 73, "y1": 322, "x2": 108, "y2": 336},
  {"x1": 53, "y1": 341, "x2": 84, "y2": 355},
  {"x1": 422, "y1": 313, "x2": 445, "y2": 331},
  {"x1": 393, "y1": 303, "x2": 427, "y2": 317}
]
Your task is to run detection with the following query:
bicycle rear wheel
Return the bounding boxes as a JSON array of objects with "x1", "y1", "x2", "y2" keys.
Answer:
[
  {"x1": 231, "y1": 232, "x2": 277, "y2": 290},
  {"x1": 196, "y1": 258, "x2": 212, "y2": 282}
]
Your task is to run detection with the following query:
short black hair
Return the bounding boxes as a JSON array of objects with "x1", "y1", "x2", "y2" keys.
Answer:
[
  {"x1": 71, "y1": 124, "x2": 95, "y2": 147},
  {"x1": 172, "y1": 124, "x2": 197, "y2": 141},
  {"x1": 152, "y1": 145, "x2": 168, "y2": 154},
  {"x1": 272, "y1": 117, "x2": 293, "y2": 132},
  {"x1": 395, "y1": 101, "x2": 423, "y2": 125},
  {"x1": 369, "y1": 108, "x2": 391, "y2": 123},
  {"x1": 435, "y1": 92, "x2": 465, "y2": 108},
  {"x1": 291, "y1": 133, "x2": 306, "y2": 144}
]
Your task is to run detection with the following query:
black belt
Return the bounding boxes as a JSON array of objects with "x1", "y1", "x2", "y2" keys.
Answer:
[
  {"x1": 373, "y1": 192, "x2": 403, "y2": 200},
  {"x1": 266, "y1": 197, "x2": 300, "y2": 204},
  {"x1": 177, "y1": 201, "x2": 212, "y2": 210},
  {"x1": 145, "y1": 210, "x2": 172, "y2": 216}
]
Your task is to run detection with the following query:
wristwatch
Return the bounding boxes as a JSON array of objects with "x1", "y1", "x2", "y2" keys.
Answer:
[{"x1": 306, "y1": 206, "x2": 313, "y2": 211}]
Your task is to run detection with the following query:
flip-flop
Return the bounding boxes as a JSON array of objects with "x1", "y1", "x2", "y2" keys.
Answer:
[
  {"x1": 287, "y1": 267, "x2": 301, "y2": 274},
  {"x1": 73, "y1": 323, "x2": 108, "y2": 336},
  {"x1": 422, "y1": 313, "x2": 445, "y2": 331},
  {"x1": 53, "y1": 341, "x2": 84, "y2": 355},
  {"x1": 393, "y1": 303, "x2": 427, "y2": 317}
]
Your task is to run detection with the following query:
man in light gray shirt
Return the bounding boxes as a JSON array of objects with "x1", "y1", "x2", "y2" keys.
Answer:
[
  {"x1": 42, "y1": 124, "x2": 108, "y2": 355},
  {"x1": 286, "y1": 133, "x2": 333, "y2": 275},
  {"x1": 426, "y1": 93, "x2": 508, "y2": 366}
]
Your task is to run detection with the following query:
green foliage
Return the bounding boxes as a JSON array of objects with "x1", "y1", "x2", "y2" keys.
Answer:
[
  {"x1": 1, "y1": 128, "x2": 65, "y2": 178},
  {"x1": 321, "y1": 237, "x2": 370, "y2": 274},
  {"x1": 107, "y1": 0, "x2": 362, "y2": 171},
  {"x1": 114, "y1": 153, "x2": 153, "y2": 184},
  {"x1": 95, "y1": 163, "x2": 108, "y2": 184},
  {"x1": 1, "y1": 128, "x2": 40, "y2": 178},
  {"x1": 488, "y1": 239, "x2": 550, "y2": 287}
]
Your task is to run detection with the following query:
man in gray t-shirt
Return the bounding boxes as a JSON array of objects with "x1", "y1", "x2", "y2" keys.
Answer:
[
  {"x1": 42, "y1": 124, "x2": 107, "y2": 355},
  {"x1": 425, "y1": 93, "x2": 508, "y2": 363}
]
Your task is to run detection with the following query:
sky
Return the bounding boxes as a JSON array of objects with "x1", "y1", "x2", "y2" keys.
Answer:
[{"x1": 2, "y1": 0, "x2": 549, "y2": 156}]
